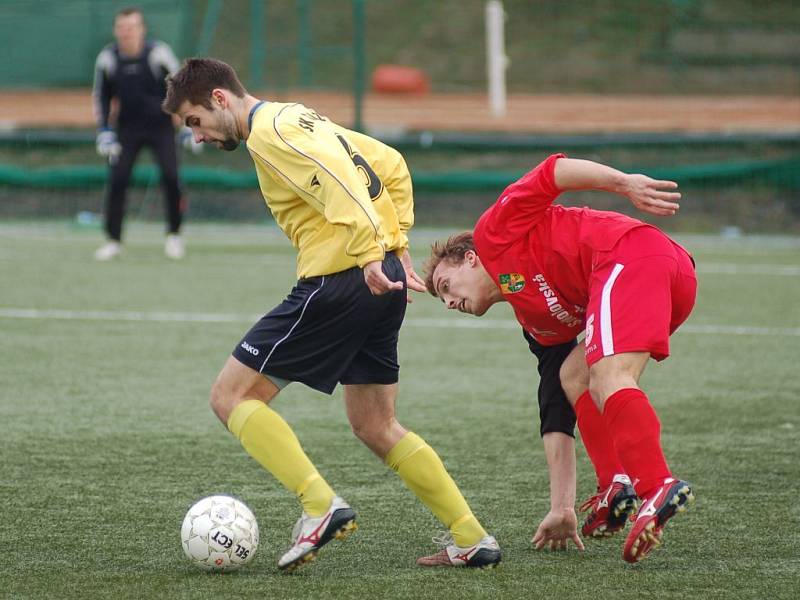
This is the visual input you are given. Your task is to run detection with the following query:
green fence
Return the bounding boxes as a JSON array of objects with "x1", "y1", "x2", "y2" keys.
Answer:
[
  {"x1": 0, "y1": 0, "x2": 368, "y2": 128},
  {"x1": 1, "y1": 155, "x2": 798, "y2": 192},
  {"x1": 2, "y1": 1, "x2": 798, "y2": 94},
  {"x1": 1, "y1": 132, "x2": 798, "y2": 232},
  {"x1": 0, "y1": 0, "x2": 192, "y2": 87},
  {"x1": 194, "y1": 0, "x2": 367, "y2": 128}
]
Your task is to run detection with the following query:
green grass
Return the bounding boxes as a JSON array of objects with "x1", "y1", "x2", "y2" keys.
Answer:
[{"x1": 1, "y1": 223, "x2": 799, "y2": 599}]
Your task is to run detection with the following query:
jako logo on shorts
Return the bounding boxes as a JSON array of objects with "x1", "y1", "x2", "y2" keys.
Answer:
[{"x1": 241, "y1": 341, "x2": 260, "y2": 356}]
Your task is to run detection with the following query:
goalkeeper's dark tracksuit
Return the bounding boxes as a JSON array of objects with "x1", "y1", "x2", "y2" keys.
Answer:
[{"x1": 92, "y1": 40, "x2": 184, "y2": 242}]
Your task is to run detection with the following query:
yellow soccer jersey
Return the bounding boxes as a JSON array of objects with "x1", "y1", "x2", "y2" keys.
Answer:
[{"x1": 246, "y1": 101, "x2": 413, "y2": 278}]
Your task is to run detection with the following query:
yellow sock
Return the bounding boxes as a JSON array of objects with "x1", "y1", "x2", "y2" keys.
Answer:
[
  {"x1": 227, "y1": 399, "x2": 335, "y2": 517},
  {"x1": 385, "y1": 431, "x2": 487, "y2": 547}
]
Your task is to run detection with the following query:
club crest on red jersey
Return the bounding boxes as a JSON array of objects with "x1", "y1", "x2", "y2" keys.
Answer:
[{"x1": 498, "y1": 273, "x2": 525, "y2": 294}]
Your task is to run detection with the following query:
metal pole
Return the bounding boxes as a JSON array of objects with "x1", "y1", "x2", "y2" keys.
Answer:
[
  {"x1": 195, "y1": 0, "x2": 223, "y2": 56},
  {"x1": 485, "y1": 0, "x2": 508, "y2": 118},
  {"x1": 178, "y1": 0, "x2": 194, "y2": 58},
  {"x1": 250, "y1": 0, "x2": 265, "y2": 89},
  {"x1": 298, "y1": 0, "x2": 313, "y2": 87},
  {"x1": 352, "y1": 0, "x2": 366, "y2": 132}
]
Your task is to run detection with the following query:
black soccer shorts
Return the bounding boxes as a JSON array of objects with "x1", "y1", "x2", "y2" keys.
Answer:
[
  {"x1": 232, "y1": 253, "x2": 407, "y2": 394},
  {"x1": 523, "y1": 330, "x2": 578, "y2": 438}
]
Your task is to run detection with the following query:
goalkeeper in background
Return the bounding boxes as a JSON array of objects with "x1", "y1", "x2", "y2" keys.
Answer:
[
  {"x1": 92, "y1": 6, "x2": 199, "y2": 261},
  {"x1": 162, "y1": 57, "x2": 501, "y2": 571}
]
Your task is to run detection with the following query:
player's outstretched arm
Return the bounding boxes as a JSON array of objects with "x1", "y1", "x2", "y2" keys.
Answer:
[
  {"x1": 531, "y1": 432, "x2": 585, "y2": 551},
  {"x1": 553, "y1": 157, "x2": 681, "y2": 217}
]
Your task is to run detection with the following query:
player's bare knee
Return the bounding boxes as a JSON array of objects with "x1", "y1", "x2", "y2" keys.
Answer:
[
  {"x1": 350, "y1": 417, "x2": 395, "y2": 449},
  {"x1": 559, "y1": 364, "x2": 586, "y2": 406},
  {"x1": 589, "y1": 354, "x2": 647, "y2": 408},
  {"x1": 209, "y1": 376, "x2": 236, "y2": 424},
  {"x1": 559, "y1": 353, "x2": 589, "y2": 406},
  {"x1": 587, "y1": 375, "x2": 612, "y2": 410},
  {"x1": 349, "y1": 421, "x2": 377, "y2": 445},
  {"x1": 208, "y1": 383, "x2": 225, "y2": 422}
]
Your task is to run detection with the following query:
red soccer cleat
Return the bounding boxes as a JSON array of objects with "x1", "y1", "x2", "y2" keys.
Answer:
[
  {"x1": 580, "y1": 474, "x2": 639, "y2": 538},
  {"x1": 623, "y1": 477, "x2": 694, "y2": 563}
]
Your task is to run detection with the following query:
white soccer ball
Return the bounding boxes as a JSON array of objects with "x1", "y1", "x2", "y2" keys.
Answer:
[{"x1": 181, "y1": 495, "x2": 259, "y2": 572}]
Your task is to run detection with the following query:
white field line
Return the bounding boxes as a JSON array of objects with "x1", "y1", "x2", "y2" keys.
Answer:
[
  {"x1": 1, "y1": 253, "x2": 795, "y2": 275},
  {"x1": 696, "y1": 263, "x2": 800, "y2": 276},
  {"x1": 0, "y1": 308, "x2": 248, "y2": 323},
  {"x1": 0, "y1": 308, "x2": 798, "y2": 337}
]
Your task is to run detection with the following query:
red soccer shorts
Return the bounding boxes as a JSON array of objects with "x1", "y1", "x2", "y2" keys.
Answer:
[{"x1": 584, "y1": 226, "x2": 697, "y2": 366}]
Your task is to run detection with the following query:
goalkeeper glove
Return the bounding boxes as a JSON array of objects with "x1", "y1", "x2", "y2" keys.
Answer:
[{"x1": 96, "y1": 128, "x2": 121, "y2": 165}]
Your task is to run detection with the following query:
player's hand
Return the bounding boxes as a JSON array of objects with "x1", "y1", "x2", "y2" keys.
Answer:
[
  {"x1": 397, "y1": 248, "x2": 426, "y2": 303},
  {"x1": 363, "y1": 260, "x2": 404, "y2": 296},
  {"x1": 96, "y1": 129, "x2": 121, "y2": 165},
  {"x1": 622, "y1": 173, "x2": 681, "y2": 216},
  {"x1": 178, "y1": 126, "x2": 204, "y2": 154},
  {"x1": 531, "y1": 508, "x2": 585, "y2": 551}
]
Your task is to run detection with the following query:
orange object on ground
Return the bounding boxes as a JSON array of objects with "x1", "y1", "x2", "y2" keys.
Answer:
[{"x1": 371, "y1": 64, "x2": 429, "y2": 95}]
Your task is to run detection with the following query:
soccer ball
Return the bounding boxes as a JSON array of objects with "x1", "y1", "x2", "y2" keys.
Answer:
[{"x1": 181, "y1": 495, "x2": 259, "y2": 572}]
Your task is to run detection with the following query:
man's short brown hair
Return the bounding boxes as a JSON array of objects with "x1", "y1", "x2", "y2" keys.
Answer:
[
  {"x1": 116, "y1": 6, "x2": 143, "y2": 20},
  {"x1": 423, "y1": 231, "x2": 475, "y2": 296},
  {"x1": 163, "y1": 58, "x2": 247, "y2": 114}
]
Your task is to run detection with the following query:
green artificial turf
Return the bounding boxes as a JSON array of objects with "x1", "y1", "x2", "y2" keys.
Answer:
[{"x1": 1, "y1": 223, "x2": 798, "y2": 599}]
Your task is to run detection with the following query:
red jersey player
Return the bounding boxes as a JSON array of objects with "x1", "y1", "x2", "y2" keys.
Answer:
[{"x1": 424, "y1": 154, "x2": 697, "y2": 563}]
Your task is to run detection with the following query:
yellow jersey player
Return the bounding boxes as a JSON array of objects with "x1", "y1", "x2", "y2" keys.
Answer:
[{"x1": 162, "y1": 58, "x2": 501, "y2": 571}]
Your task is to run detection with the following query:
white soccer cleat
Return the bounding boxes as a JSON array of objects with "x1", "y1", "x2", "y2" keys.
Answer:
[
  {"x1": 94, "y1": 240, "x2": 122, "y2": 261},
  {"x1": 277, "y1": 496, "x2": 357, "y2": 572},
  {"x1": 416, "y1": 533, "x2": 502, "y2": 568},
  {"x1": 165, "y1": 234, "x2": 185, "y2": 260}
]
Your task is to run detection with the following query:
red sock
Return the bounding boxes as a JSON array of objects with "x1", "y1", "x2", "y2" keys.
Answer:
[
  {"x1": 575, "y1": 391, "x2": 625, "y2": 489},
  {"x1": 603, "y1": 388, "x2": 671, "y2": 498}
]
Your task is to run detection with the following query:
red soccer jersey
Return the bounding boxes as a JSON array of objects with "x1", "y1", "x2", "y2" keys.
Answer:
[{"x1": 473, "y1": 153, "x2": 651, "y2": 346}]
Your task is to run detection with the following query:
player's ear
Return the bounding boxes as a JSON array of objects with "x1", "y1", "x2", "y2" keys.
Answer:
[
  {"x1": 465, "y1": 250, "x2": 478, "y2": 266},
  {"x1": 211, "y1": 89, "x2": 227, "y2": 108}
]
